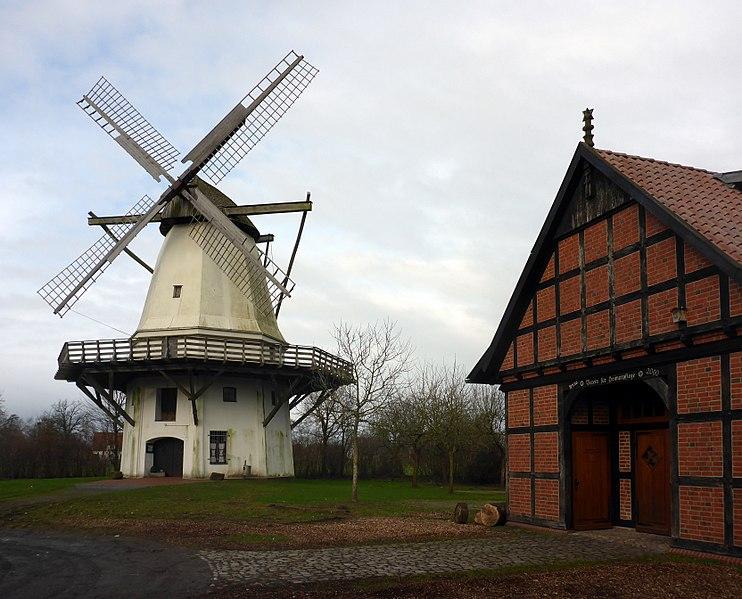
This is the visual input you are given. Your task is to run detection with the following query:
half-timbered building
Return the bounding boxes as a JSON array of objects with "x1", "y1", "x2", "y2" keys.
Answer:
[{"x1": 469, "y1": 141, "x2": 742, "y2": 557}]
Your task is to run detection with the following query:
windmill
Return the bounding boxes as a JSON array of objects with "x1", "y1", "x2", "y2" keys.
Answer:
[{"x1": 43, "y1": 51, "x2": 352, "y2": 479}]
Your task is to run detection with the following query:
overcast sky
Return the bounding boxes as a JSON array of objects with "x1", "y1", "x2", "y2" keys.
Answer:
[{"x1": 0, "y1": 1, "x2": 740, "y2": 418}]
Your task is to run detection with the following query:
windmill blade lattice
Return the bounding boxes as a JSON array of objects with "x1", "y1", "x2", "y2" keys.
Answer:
[
  {"x1": 78, "y1": 77, "x2": 180, "y2": 180},
  {"x1": 191, "y1": 51, "x2": 319, "y2": 185},
  {"x1": 38, "y1": 195, "x2": 157, "y2": 316},
  {"x1": 189, "y1": 221, "x2": 295, "y2": 316}
]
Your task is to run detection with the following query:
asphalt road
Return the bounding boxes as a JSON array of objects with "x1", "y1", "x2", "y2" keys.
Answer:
[{"x1": 0, "y1": 528, "x2": 212, "y2": 598}]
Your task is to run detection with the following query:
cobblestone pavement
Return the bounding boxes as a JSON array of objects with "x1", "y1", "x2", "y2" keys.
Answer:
[{"x1": 200, "y1": 527, "x2": 669, "y2": 587}]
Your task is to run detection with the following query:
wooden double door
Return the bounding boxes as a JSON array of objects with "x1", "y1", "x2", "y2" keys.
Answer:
[
  {"x1": 153, "y1": 437, "x2": 184, "y2": 477},
  {"x1": 572, "y1": 429, "x2": 670, "y2": 534}
]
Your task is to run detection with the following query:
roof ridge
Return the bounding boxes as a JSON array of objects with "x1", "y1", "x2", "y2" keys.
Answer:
[{"x1": 595, "y1": 147, "x2": 717, "y2": 176}]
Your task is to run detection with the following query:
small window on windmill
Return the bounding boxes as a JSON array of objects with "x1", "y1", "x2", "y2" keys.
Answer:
[
  {"x1": 223, "y1": 387, "x2": 237, "y2": 403},
  {"x1": 210, "y1": 431, "x2": 227, "y2": 464},
  {"x1": 156, "y1": 388, "x2": 177, "y2": 421},
  {"x1": 172, "y1": 285, "x2": 182, "y2": 298}
]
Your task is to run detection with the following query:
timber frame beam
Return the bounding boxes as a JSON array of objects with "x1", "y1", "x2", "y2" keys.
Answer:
[
  {"x1": 88, "y1": 200, "x2": 313, "y2": 226},
  {"x1": 157, "y1": 369, "x2": 224, "y2": 426},
  {"x1": 79, "y1": 373, "x2": 134, "y2": 426},
  {"x1": 290, "y1": 390, "x2": 331, "y2": 430}
]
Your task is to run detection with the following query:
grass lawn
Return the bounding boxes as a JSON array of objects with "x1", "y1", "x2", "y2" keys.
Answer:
[
  {"x1": 11, "y1": 478, "x2": 503, "y2": 524},
  {"x1": 2, "y1": 479, "x2": 505, "y2": 548},
  {"x1": 0, "y1": 477, "x2": 104, "y2": 503}
]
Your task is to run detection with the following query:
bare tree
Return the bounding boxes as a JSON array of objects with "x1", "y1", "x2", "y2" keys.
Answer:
[
  {"x1": 373, "y1": 366, "x2": 435, "y2": 487},
  {"x1": 429, "y1": 362, "x2": 474, "y2": 494},
  {"x1": 469, "y1": 384, "x2": 507, "y2": 487},
  {"x1": 333, "y1": 319, "x2": 412, "y2": 502}
]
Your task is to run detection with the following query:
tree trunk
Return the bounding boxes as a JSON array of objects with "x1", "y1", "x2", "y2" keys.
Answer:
[
  {"x1": 321, "y1": 437, "x2": 328, "y2": 478},
  {"x1": 351, "y1": 425, "x2": 359, "y2": 502},
  {"x1": 412, "y1": 448, "x2": 419, "y2": 488},
  {"x1": 448, "y1": 450, "x2": 455, "y2": 494}
]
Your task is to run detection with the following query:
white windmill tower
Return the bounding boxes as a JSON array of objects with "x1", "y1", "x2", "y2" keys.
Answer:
[{"x1": 40, "y1": 51, "x2": 352, "y2": 479}]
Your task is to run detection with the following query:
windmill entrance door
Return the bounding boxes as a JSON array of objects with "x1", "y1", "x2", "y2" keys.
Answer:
[
  {"x1": 152, "y1": 438, "x2": 184, "y2": 477},
  {"x1": 635, "y1": 430, "x2": 670, "y2": 535}
]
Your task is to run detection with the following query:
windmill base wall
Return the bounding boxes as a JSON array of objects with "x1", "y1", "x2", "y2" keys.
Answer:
[{"x1": 120, "y1": 375, "x2": 294, "y2": 479}]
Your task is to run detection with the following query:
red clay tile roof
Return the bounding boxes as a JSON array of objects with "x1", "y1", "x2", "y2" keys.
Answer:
[{"x1": 595, "y1": 149, "x2": 742, "y2": 265}]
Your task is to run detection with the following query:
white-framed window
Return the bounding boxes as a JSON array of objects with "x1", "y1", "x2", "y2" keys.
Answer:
[{"x1": 210, "y1": 430, "x2": 227, "y2": 464}]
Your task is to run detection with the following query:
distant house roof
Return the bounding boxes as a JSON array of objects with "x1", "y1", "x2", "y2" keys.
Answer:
[
  {"x1": 92, "y1": 432, "x2": 123, "y2": 452},
  {"x1": 468, "y1": 143, "x2": 742, "y2": 384}
]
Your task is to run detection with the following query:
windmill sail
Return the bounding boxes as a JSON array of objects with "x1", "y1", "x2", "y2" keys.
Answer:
[
  {"x1": 189, "y1": 221, "x2": 295, "y2": 316},
  {"x1": 78, "y1": 77, "x2": 180, "y2": 181},
  {"x1": 38, "y1": 195, "x2": 158, "y2": 316},
  {"x1": 183, "y1": 51, "x2": 319, "y2": 185}
]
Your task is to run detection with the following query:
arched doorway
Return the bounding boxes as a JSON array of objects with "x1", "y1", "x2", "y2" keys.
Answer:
[
  {"x1": 566, "y1": 380, "x2": 670, "y2": 535},
  {"x1": 151, "y1": 437, "x2": 184, "y2": 477}
]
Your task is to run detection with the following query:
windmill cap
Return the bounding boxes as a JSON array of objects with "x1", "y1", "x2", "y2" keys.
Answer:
[{"x1": 158, "y1": 177, "x2": 261, "y2": 239}]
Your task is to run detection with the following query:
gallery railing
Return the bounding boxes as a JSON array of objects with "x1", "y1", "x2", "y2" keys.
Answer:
[{"x1": 58, "y1": 335, "x2": 353, "y2": 381}]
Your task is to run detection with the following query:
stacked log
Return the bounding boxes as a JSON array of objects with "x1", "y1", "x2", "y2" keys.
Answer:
[
  {"x1": 454, "y1": 502, "x2": 469, "y2": 524},
  {"x1": 474, "y1": 502, "x2": 507, "y2": 526}
]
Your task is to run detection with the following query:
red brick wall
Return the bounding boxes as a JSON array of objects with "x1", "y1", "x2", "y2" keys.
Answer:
[
  {"x1": 615, "y1": 300, "x2": 642, "y2": 344},
  {"x1": 613, "y1": 204, "x2": 639, "y2": 250},
  {"x1": 679, "y1": 486, "x2": 724, "y2": 544},
  {"x1": 507, "y1": 389, "x2": 530, "y2": 428},
  {"x1": 538, "y1": 326, "x2": 557, "y2": 362},
  {"x1": 535, "y1": 479, "x2": 559, "y2": 520},
  {"x1": 537, "y1": 286, "x2": 556, "y2": 322},
  {"x1": 731, "y1": 279, "x2": 742, "y2": 317},
  {"x1": 685, "y1": 276, "x2": 720, "y2": 326},
  {"x1": 559, "y1": 275, "x2": 581, "y2": 315},
  {"x1": 647, "y1": 288, "x2": 678, "y2": 335},
  {"x1": 558, "y1": 234, "x2": 580, "y2": 273},
  {"x1": 646, "y1": 237, "x2": 676, "y2": 286},
  {"x1": 508, "y1": 434, "x2": 531, "y2": 472},
  {"x1": 583, "y1": 220, "x2": 607, "y2": 264},
  {"x1": 586, "y1": 310, "x2": 610, "y2": 351},
  {"x1": 516, "y1": 333, "x2": 533, "y2": 367},
  {"x1": 733, "y1": 420, "x2": 742, "y2": 479},
  {"x1": 614, "y1": 251, "x2": 641, "y2": 296},
  {"x1": 620, "y1": 479, "x2": 631, "y2": 520},
  {"x1": 560, "y1": 317, "x2": 582, "y2": 356},
  {"x1": 677, "y1": 356, "x2": 722, "y2": 413},
  {"x1": 735, "y1": 489, "x2": 742, "y2": 548},
  {"x1": 645, "y1": 211, "x2": 669, "y2": 237},
  {"x1": 541, "y1": 253, "x2": 555, "y2": 282},
  {"x1": 585, "y1": 265, "x2": 609, "y2": 307},
  {"x1": 732, "y1": 352, "x2": 742, "y2": 410},
  {"x1": 677, "y1": 421, "x2": 723, "y2": 477},
  {"x1": 509, "y1": 477, "x2": 532, "y2": 517},
  {"x1": 520, "y1": 301, "x2": 533, "y2": 328},
  {"x1": 618, "y1": 431, "x2": 631, "y2": 472},
  {"x1": 684, "y1": 245, "x2": 712, "y2": 273},
  {"x1": 533, "y1": 432, "x2": 559, "y2": 473},
  {"x1": 532, "y1": 385, "x2": 558, "y2": 426}
]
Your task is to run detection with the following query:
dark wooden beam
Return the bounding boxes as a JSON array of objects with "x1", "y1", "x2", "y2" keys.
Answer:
[
  {"x1": 157, "y1": 369, "x2": 224, "y2": 426},
  {"x1": 82, "y1": 374, "x2": 135, "y2": 426},
  {"x1": 87, "y1": 201, "x2": 313, "y2": 226},
  {"x1": 76, "y1": 381, "x2": 121, "y2": 424},
  {"x1": 89, "y1": 211, "x2": 154, "y2": 273},
  {"x1": 290, "y1": 390, "x2": 330, "y2": 430}
]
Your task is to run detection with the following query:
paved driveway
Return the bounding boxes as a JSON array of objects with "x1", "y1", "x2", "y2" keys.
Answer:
[
  {"x1": 0, "y1": 529, "x2": 211, "y2": 599},
  {"x1": 201, "y1": 527, "x2": 669, "y2": 588},
  {"x1": 0, "y1": 525, "x2": 669, "y2": 596}
]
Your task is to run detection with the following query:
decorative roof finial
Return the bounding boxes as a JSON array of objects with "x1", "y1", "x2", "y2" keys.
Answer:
[{"x1": 582, "y1": 108, "x2": 594, "y2": 147}]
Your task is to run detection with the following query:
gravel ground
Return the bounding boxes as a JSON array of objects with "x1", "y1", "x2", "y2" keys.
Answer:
[
  {"x1": 215, "y1": 561, "x2": 742, "y2": 598},
  {"x1": 44, "y1": 514, "x2": 496, "y2": 549}
]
